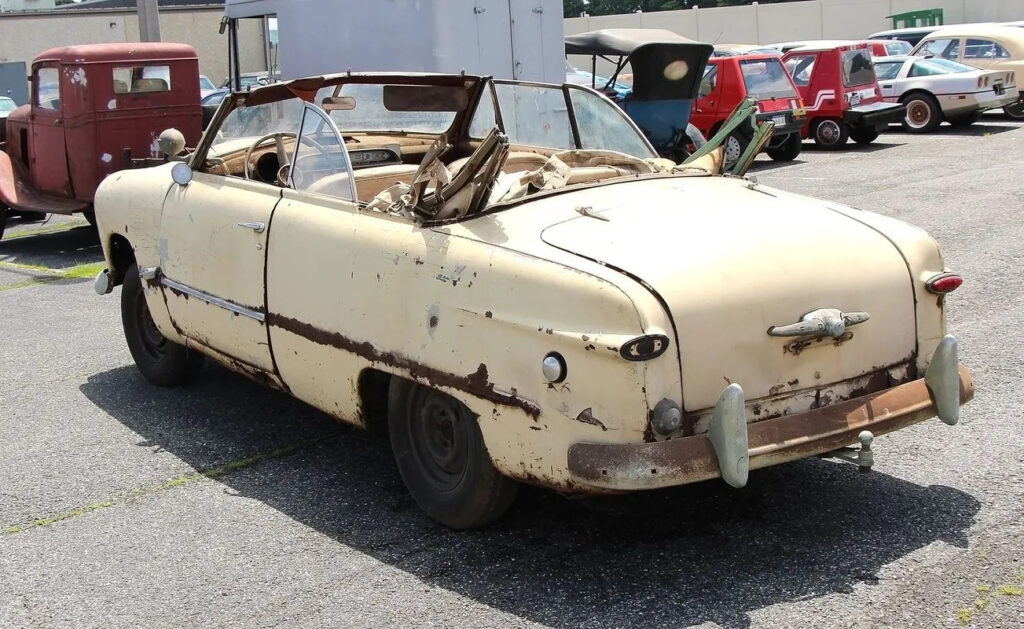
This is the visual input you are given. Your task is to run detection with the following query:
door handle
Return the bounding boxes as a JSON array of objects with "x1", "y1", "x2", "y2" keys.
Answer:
[{"x1": 237, "y1": 221, "x2": 266, "y2": 233}]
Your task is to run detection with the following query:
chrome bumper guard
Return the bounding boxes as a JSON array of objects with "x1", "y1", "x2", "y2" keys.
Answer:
[{"x1": 567, "y1": 336, "x2": 972, "y2": 491}]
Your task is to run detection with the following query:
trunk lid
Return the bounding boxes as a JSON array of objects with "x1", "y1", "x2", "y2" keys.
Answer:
[{"x1": 539, "y1": 177, "x2": 917, "y2": 412}]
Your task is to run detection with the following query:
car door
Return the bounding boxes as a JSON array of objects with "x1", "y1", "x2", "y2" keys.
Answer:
[
  {"x1": 691, "y1": 63, "x2": 721, "y2": 137},
  {"x1": 158, "y1": 161, "x2": 284, "y2": 372},
  {"x1": 29, "y1": 63, "x2": 71, "y2": 197}
]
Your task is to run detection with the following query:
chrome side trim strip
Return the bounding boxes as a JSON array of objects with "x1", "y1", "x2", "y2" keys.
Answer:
[{"x1": 160, "y1": 276, "x2": 266, "y2": 322}]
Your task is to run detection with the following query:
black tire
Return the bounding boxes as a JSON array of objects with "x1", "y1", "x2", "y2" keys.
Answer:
[
  {"x1": 947, "y1": 111, "x2": 981, "y2": 127},
  {"x1": 901, "y1": 93, "x2": 942, "y2": 133},
  {"x1": 812, "y1": 118, "x2": 849, "y2": 149},
  {"x1": 121, "y1": 263, "x2": 204, "y2": 387},
  {"x1": 850, "y1": 127, "x2": 880, "y2": 145},
  {"x1": 18, "y1": 211, "x2": 47, "y2": 222},
  {"x1": 765, "y1": 132, "x2": 802, "y2": 161},
  {"x1": 0, "y1": 205, "x2": 7, "y2": 241},
  {"x1": 1003, "y1": 101, "x2": 1024, "y2": 120},
  {"x1": 84, "y1": 210, "x2": 98, "y2": 228},
  {"x1": 388, "y1": 378, "x2": 518, "y2": 529}
]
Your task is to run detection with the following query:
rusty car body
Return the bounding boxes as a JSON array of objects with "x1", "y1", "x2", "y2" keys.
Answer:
[
  {"x1": 0, "y1": 43, "x2": 202, "y2": 240},
  {"x1": 92, "y1": 71, "x2": 973, "y2": 528}
]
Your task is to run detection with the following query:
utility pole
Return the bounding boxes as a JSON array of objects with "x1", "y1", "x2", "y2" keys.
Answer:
[{"x1": 137, "y1": 0, "x2": 161, "y2": 42}]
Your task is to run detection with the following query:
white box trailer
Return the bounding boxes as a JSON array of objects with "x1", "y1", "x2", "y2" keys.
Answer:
[{"x1": 223, "y1": 0, "x2": 565, "y2": 84}]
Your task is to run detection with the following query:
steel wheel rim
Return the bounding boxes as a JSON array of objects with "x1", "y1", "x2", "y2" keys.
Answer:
[
  {"x1": 725, "y1": 135, "x2": 742, "y2": 165},
  {"x1": 817, "y1": 120, "x2": 841, "y2": 144},
  {"x1": 134, "y1": 289, "x2": 167, "y2": 360},
  {"x1": 906, "y1": 100, "x2": 931, "y2": 128},
  {"x1": 410, "y1": 393, "x2": 470, "y2": 491}
]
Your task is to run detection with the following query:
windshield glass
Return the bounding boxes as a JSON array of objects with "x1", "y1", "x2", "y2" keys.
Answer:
[
  {"x1": 884, "y1": 41, "x2": 913, "y2": 55},
  {"x1": 842, "y1": 49, "x2": 876, "y2": 87},
  {"x1": 918, "y1": 58, "x2": 976, "y2": 73},
  {"x1": 212, "y1": 98, "x2": 305, "y2": 153},
  {"x1": 199, "y1": 76, "x2": 215, "y2": 91},
  {"x1": 874, "y1": 61, "x2": 903, "y2": 80},
  {"x1": 740, "y1": 58, "x2": 798, "y2": 99},
  {"x1": 320, "y1": 83, "x2": 457, "y2": 134},
  {"x1": 0, "y1": 98, "x2": 15, "y2": 113}
]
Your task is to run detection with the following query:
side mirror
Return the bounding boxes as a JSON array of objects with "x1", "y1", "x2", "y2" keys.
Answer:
[
  {"x1": 158, "y1": 128, "x2": 186, "y2": 157},
  {"x1": 171, "y1": 162, "x2": 193, "y2": 186}
]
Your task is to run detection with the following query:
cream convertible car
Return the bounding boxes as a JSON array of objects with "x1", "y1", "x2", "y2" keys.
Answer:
[{"x1": 92, "y1": 72, "x2": 973, "y2": 528}]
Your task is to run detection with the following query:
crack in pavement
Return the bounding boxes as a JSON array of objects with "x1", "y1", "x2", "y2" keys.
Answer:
[{"x1": 3, "y1": 434, "x2": 341, "y2": 535}]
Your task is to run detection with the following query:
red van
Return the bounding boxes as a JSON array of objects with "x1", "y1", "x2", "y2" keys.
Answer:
[
  {"x1": 692, "y1": 53, "x2": 807, "y2": 162},
  {"x1": 782, "y1": 42, "x2": 905, "y2": 149},
  {"x1": 1, "y1": 43, "x2": 201, "y2": 238}
]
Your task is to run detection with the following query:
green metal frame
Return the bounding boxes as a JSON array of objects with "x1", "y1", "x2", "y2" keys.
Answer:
[{"x1": 887, "y1": 9, "x2": 944, "y2": 29}]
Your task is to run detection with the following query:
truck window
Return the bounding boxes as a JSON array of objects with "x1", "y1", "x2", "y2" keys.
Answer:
[
  {"x1": 113, "y1": 65, "x2": 172, "y2": 94},
  {"x1": 841, "y1": 49, "x2": 876, "y2": 87},
  {"x1": 35, "y1": 67, "x2": 60, "y2": 111}
]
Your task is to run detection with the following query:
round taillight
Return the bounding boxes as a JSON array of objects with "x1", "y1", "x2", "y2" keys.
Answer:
[{"x1": 926, "y1": 273, "x2": 963, "y2": 294}]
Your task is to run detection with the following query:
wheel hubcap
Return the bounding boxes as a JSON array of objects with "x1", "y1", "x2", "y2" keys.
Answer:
[
  {"x1": 907, "y1": 101, "x2": 930, "y2": 128},
  {"x1": 412, "y1": 394, "x2": 469, "y2": 490},
  {"x1": 725, "y1": 136, "x2": 742, "y2": 166},
  {"x1": 818, "y1": 121, "x2": 840, "y2": 144}
]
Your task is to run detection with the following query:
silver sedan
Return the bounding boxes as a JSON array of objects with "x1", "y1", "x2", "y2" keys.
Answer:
[{"x1": 875, "y1": 55, "x2": 1019, "y2": 131}]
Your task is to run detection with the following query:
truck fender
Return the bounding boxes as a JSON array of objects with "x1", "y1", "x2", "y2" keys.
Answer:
[{"x1": 0, "y1": 151, "x2": 17, "y2": 209}]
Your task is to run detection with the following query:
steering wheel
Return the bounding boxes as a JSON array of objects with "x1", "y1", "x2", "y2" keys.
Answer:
[{"x1": 243, "y1": 132, "x2": 329, "y2": 186}]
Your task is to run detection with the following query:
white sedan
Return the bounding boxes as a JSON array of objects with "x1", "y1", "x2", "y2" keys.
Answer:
[{"x1": 874, "y1": 55, "x2": 1019, "y2": 131}]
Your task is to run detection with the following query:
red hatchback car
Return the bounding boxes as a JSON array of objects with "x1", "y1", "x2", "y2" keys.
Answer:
[
  {"x1": 692, "y1": 53, "x2": 807, "y2": 162},
  {"x1": 782, "y1": 42, "x2": 905, "y2": 149}
]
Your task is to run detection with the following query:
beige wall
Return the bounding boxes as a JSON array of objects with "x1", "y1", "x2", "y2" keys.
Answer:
[
  {"x1": 565, "y1": 0, "x2": 1024, "y2": 45},
  {"x1": 0, "y1": 8, "x2": 266, "y2": 90}
]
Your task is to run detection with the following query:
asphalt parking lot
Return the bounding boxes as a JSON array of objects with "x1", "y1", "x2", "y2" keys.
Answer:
[{"x1": 2, "y1": 117, "x2": 1023, "y2": 628}]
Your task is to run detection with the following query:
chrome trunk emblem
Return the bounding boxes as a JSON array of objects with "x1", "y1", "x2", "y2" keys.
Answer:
[{"x1": 768, "y1": 308, "x2": 869, "y2": 338}]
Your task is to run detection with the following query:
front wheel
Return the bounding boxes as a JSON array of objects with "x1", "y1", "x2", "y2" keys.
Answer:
[
  {"x1": 18, "y1": 211, "x2": 47, "y2": 222},
  {"x1": 850, "y1": 127, "x2": 880, "y2": 145},
  {"x1": 812, "y1": 118, "x2": 849, "y2": 149},
  {"x1": 1004, "y1": 101, "x2": 1024, "y2": 120},
  {"x1": 765, "y1": 132, "x2": 802, "y2": 161},
  {"x1": 0, "y1": 205, "x2": 7, "y2": 241},
  {"x1": 121, "y1": 263, "x2": 204, "y2": 386},
  {"x1": 388, "y1": 378, "x2": 519, "y2": 529}
]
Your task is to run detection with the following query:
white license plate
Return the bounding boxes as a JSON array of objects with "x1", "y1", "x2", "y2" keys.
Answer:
[
  {"x1": 850, "y1": 93, "x2": 862, "y2": 106},
  {"x1": 772, "y1": 115, "x2": 787, "y2": 127}
]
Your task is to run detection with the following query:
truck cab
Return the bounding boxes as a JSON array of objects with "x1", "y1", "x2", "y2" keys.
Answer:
[
  {"x1": 1, "y1": 43, "x2": 201, "y2": 239},
  {"x1": 782, "y1": 43, "x2": 905, "y2": 149}
]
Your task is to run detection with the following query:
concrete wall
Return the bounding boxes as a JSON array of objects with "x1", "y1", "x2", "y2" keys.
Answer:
[
  {"x1": 565, "y1": 0, "x2": 1024, "y2": 46},
  {"x1": 0, "y1": 8, "x2": 266, "y2": 89}
]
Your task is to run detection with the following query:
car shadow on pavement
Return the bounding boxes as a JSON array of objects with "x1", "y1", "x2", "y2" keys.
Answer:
[
  {"x1": 884, "y1": 123, "x2": 1018, "y2": 138},
  {"x1": 0, "y1": 225, "x2": 102, "y2": 270},
  {"x1": 81, "y1": 365, "x2": 980, "y2": 629},
  {"x1": 800, "y1": 141, "x2": 903, "y2": 154}
]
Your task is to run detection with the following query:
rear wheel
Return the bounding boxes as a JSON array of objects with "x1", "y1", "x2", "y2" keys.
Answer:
[
  {"x1": 0, "y1": 205, "x2": 7, "y2": 241},
  {"x1": 901, "y1": 93, "x2": 941, "y2": 133},
  {"x1": 947, "y1": 111, "x2": 981, "y2": 127},
  {"x1": 1003, "y1": 101, "x2": 1024, "y2": 120},
  {"x1": 812, "y1": 118, "x2": 849, "y2": 149},
  {"x1": 121, "y1": 263, "x2": 204, "y2": 387},
  {"x1": 388, "y1": 378, "x2": 519, "y2": 529},
  {"x1": 765, "y1": 132, "x2": 802, "y2": 161},
  {"x1": 850, "y1": 127, "x2": 880, "y2": 145}
]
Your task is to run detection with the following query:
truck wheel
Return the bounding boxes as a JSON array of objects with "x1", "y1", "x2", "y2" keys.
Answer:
[
  {"x1": 1003, "y1": 101, "x2": 1024, "y2": 120},
  {"x1": 947, "y1": 111, "x2": 981, "y2": 127},
  {"x1": 765, "y1": 132, "x2": 802, "y2": 161},
  {"x1": 850, "y1": 127, "x2": 880, "y2": 144},
  {"x1": 84, "y1": 211, "x2": 98, "y2": 228},
  {"x1": 388, "y1": 378, "x2": 519, "y2": 529},
  {"x1": 0, "y1": 206, "x2": 7, "y2": 241},
  {"x1": 121, "y1": 263, "x2": 204, "y2": 387},
  {"x1": 812, "y1": 119, "x2": 849, "y2": 149},
  {"x1": 901, "y1": 94, "x2": 941, "y2": 133}
]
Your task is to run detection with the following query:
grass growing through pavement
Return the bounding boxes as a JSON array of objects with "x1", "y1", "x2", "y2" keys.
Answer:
[
  {"x1": 0, "y1": 261, "x2": 107, "y2": 292},
  {"x1": 2, "y1": 436, "x2": 337, "y2": 535}
]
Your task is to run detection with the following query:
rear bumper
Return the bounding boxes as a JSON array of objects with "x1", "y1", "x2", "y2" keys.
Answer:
[
  {"x1": 844, "y1": 102, "x2": 906, "y2": 129},
  {"x1": 567, "y1": 365, "x2": 973, "y2": 491},
  {"x1": 756, "y1": 110, "x2": 806, "y2": 137}
]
